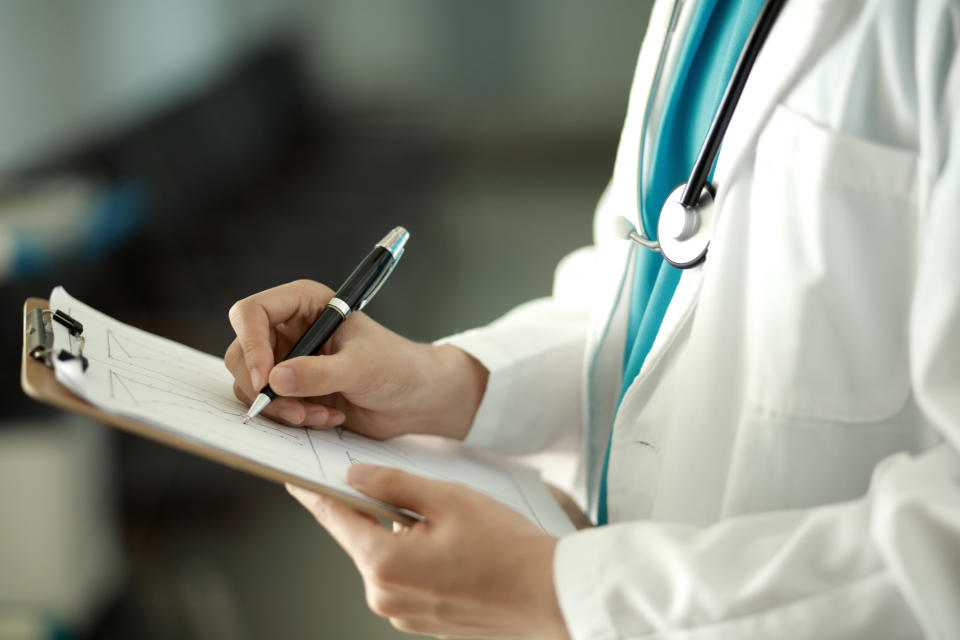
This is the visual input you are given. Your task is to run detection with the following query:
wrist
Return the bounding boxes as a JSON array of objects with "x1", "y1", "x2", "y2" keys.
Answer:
[
  {"x1": 530, "y1": 536, "x2": 571, "y2": 640},
  {"x1": 422, "y1": 344, "x2": 488, "y2": 440}
]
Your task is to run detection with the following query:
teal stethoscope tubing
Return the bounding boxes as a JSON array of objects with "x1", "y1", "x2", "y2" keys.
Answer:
[{"x1": 597, "y1": 0, "x2": 788, "y2": 523}]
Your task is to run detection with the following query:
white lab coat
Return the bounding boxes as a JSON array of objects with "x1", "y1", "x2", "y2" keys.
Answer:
[{"x1": 443, "y1": 0, "x2": 960, "y2": 637}]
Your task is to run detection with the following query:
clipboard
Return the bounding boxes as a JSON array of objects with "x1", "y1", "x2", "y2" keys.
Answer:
[
  {"x1": 21, "y1": 297, "x2": 417, "y2": 524},
  {"x1": 21, "y1": 297, "x2": 593, "y2": 530}
]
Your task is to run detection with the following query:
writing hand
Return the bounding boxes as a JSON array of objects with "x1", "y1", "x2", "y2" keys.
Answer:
[
  {"x1": 287, "y1": 464, "x2": 570, "y2": 640},
  {"x1": 224, "y1": 280, "x2": 487, "y2": 440}
]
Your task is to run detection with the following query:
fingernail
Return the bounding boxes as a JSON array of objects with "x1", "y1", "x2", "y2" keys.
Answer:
[
  {"x1": 250, "y1": 367, "x2": 263, "y2": 391},
  {"x1": 280, "y1": 405, "x2": 304, "y2": 425},
  {"x1": 347, "y1": 463, "x2": 375, "y2": 486},
  {"x1": 330, "y1": 411, "x2": 346, "y2": 426},
  {"x1": 271, "y1": 367, "x2": 295, "y2": 394}
]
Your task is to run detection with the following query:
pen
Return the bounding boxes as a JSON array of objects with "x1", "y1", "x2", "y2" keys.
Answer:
[{"x1": 242, "y1": 226, "x2": 409, "y2": 423}]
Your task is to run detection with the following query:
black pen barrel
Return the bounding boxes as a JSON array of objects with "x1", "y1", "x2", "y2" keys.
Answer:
[
  {"x1": 245, "y1": 230, "x2": 407, "y2": 421},
  {"x1": 254, "y1": 306, "x2": 341, "y2": 402},
  {"x1": 285, "y1": 306, "x2": 344, "y2": 360},
  {"x1": 336, "y1": 246, "x2": 393, "y2": 308},
  {"x1": 283, "y1": 245, "x2": 392, "y2": 363},
  {"x1": 260, "y1": 385, "x2": 279, "y2": 402}
]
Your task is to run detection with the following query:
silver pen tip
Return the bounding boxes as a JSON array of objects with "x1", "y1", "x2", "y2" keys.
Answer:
[{"x1": 243, "y1": 393, "x2": 272, "y2": 423}]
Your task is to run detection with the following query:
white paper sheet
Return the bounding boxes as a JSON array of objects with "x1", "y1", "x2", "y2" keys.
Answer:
[{"x1": 48, "y1": 287, "x2": 573, "y2": 536}]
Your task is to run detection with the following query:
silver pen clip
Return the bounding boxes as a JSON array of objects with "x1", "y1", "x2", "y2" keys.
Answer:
[
  {"x1": 359, "y1": 226, "x2": 409, "y2": 311},
  {"x1": 359, "y1": 248, "x2": 403, "y2": 311}
]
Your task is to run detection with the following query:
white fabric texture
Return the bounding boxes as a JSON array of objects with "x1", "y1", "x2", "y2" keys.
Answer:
[{"x1": 441, "y1": 0, "x2": 960, "y2": 637}]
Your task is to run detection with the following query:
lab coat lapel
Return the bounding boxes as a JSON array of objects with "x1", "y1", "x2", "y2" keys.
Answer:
[
  {"x1": 607, "y1": 2, "x2": 838, "y2": 523},
  {"x1": 589, "y1": 0, "x2": 835, "y2": 516}
]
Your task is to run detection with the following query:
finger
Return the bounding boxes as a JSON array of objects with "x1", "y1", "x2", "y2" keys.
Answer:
[
  {"x1": 272, "y1": 323, "x2": 302, "y2": 360},
  {"x1": 301, "y1": 402, "x2": 347, "y2": 429},
  {"x1": 364, "y1": 584, "x2": 434, "y2": 620},
  {"x1": 389, "y1": 616, "x2": 484, "y2": 638},
  {"x1": 286, "y1": 483, "x2": 388, "y2": 561},
  {"x1": 268, "y1": 351, "x2": 365, "y2": 398},
  {"x1": 226, "y1": 340, "x2": 265, "y2": 399},
  {"x1": 260, "y1": 398, "x2": 308, "y2": 426},
  {"x1": 225, "y1": 340, "x2": 251, "y2": 390},
  {"x1": 228, "y1": 280, "x2": 333, "y2": 391},
  {"x1": 233, "y1": 383, "x2": 317, "y2": 426},
  {"x1": 347, "y1": 464, "x2": 454, "y2": 515},
  {"x1": 224, "y1": 339, "x2": 242, "y2": 374},
  {"x1": 233, "y1": 347, "x2": 345, "y2": 428}
]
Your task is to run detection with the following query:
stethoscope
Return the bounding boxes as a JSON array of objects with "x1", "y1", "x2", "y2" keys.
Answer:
[{"x1": 623, "y1": 0, "x2": 787, "y2": 269}]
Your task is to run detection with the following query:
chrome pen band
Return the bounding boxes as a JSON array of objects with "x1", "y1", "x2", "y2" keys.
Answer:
[{"x1": 327, "y1": 297, "x2": 351, "y2": 318}]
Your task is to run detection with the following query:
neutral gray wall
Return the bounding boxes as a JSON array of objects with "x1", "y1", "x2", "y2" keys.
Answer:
[
  {"x1": 1, "y1": 3, "x2": 654, "y2": 638},
  {"x1": 0, "y1": 0, "x2": 652, "y2": 173}
]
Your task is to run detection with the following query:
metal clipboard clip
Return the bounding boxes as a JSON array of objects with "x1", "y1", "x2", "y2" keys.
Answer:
[{"x1": 26, "y1": 307, "x2": 88, "y2": 371}]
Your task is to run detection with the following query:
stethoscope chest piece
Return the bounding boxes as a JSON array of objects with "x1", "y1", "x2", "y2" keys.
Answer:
[{"x1": 657, "y1": 182, "x2": 716, "y2": 269}]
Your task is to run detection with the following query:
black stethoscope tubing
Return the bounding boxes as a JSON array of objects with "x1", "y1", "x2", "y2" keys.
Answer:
[{"x1": 679, "y1": 0, "x2": 788, "y2": 209}]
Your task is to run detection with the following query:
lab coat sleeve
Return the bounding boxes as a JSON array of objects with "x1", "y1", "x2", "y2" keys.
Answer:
[
  {"x1": 438, "y1": 242, "x2": 598, "y2": 455},
  {"x1": 555, "y1": 446, "x2": 960, "y2": 639},
  {"x1": 554, "y1": 27, "x2": 960, "y2": 640}
]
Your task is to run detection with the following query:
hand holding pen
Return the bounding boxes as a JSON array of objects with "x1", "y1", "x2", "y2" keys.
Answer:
[
  {"x1": 223, "y1": 227, "x2": 489, "y2": 439},
  {"x1": 224, "y1": 229, "x2": 565, "y2": 638},
  {"x1": 242, "y1": 227, "x2": 408, "y2": 423}
]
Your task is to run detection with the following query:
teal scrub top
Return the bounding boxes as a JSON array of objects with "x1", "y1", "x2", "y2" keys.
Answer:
[{"x1": 597, "y1": 0, "x2": 765, "y2": 525}]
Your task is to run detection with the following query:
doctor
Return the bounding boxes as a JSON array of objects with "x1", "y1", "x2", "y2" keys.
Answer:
[{"x1": 225, "y1": 0, "x2": 960, "y2": 637}]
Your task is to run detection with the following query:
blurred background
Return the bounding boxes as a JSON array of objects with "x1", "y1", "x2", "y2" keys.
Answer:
[{"x1": 1, "y1": 1, "x2": 651, "y2": 638}]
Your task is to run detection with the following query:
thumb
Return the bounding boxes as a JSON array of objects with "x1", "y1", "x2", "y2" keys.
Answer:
[
  {"x1": 347, "y1": 464, "x2": 450, "y2": 515},
  {"x1": 268, "y1": 352, "x2": 364, "y2": 398}
]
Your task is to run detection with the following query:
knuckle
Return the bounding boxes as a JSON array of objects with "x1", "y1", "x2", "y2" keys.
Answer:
[
  {"x1": 295, "y1": 278, "x2": 334, "y2": 301},
  {"x1": 299, "y1": 358, "x2": 330, "y2": 387},
  {"x1": 368, "y1": 559, "x2": 394, "y2": 587},
  {"x1": 232, "y1": 383, "x2": 248, "y2": 403},
  {"x1": 428, "y1": 598, "x2": 457, "y2": 626},
  {"x1": 365, "y1": 548, "x2": 404, "y2": 588},
  {"x1": 227, "y1": 300, "x2": 247, "y2": 325},
  {"x1": 223, "y1": 341, "x2": 240, "y2": 367},
  {"x1": 365, "y1": 588, "x2": 398, "y2": 618},
  {"x1": 238, "y1": 337, "x2": 261, "y2": 357},
  {"x1": 363, "y1": 468, "x2": 391, "y2": 493},
  {"x1": 389, "y1": 618, "x2": 420, "y2": 633},
  {"x1": 291, "y1": 278, "x2": 316, "y2": 289}
]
